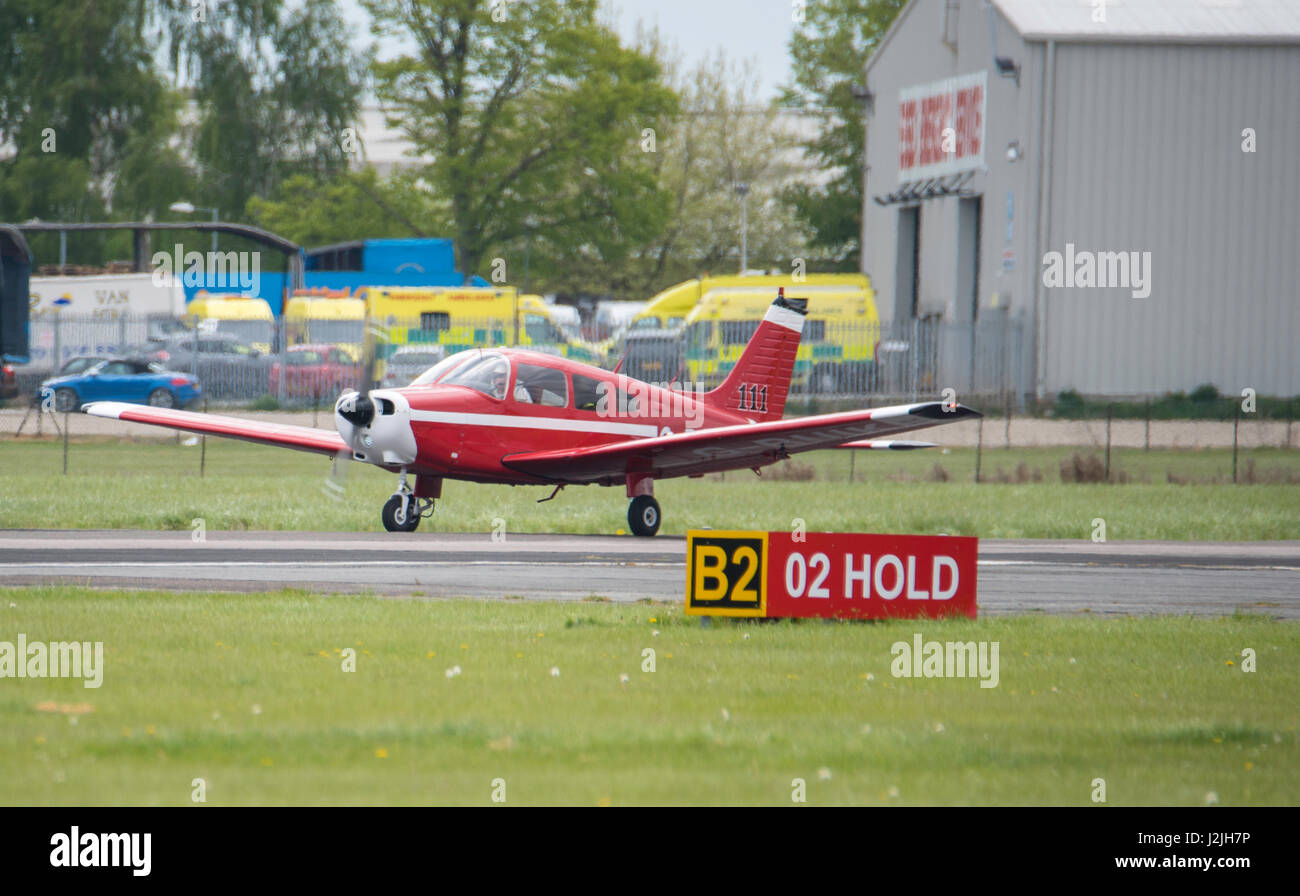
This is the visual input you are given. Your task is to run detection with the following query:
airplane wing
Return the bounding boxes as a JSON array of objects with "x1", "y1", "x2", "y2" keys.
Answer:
[
  {"x1": 502, "y1": 401, "x2": 978, "y2": 484},
  {"x1": 83, "y1": 402, "x2": 348, "y2": 457}
]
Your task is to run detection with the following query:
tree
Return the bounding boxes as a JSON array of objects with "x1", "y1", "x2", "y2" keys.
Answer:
[
  {"x1": 151, "y1": 0, "x2": 367, "y2": 217},
  {"x1": 781, "y1": 0, "x2": 905, "y2": 267},
  {"x1": 246, "y1": 168, "x2": 449, "y2": 246},
  {"x1": 363, "y1": 0, "x2": 678, "y2": 282},
  {"x1": 624, "y1": 41, "x2": 809, "y2": 294},
  {"x1": 0, "y1": 0, "x2": 179, "y2": 229}
]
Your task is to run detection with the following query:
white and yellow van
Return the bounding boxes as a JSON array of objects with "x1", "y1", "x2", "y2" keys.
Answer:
[
  {"x1": 283, "y1": 291, "x2": 366, "y2": 360},
  {"x1": 185, "y1": 292, "x2": 275, "y2": 354},
  {"x1": 357, "y1": 286, "x2": 601, "y2": 364},
  {"x1": 628, "y1": 273, "x2": 876, "y2": 334},
  {"x1": 635, "y1": 275, "x2": 880, "y2": 391}
]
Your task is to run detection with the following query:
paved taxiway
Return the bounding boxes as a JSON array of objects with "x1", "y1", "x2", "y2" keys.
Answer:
[{"x1": 1, "y1": 531, "x2": 1296, "y2": 618}]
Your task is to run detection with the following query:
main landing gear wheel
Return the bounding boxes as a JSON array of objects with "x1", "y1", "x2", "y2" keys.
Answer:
[
  {"x1": 382, "y1": 494, "x2": 420, "y2": 532},
  {"x1": 628, "y1": 495, "x2": 661, "y2": 537}
]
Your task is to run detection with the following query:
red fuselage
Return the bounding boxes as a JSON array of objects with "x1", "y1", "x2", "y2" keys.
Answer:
[{"x1": 345, "y1": 348, "x2": 751, "y2": 485}]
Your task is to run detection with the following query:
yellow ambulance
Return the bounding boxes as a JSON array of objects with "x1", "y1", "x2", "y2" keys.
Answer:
[
  {"x1": 628, "y1": 273, "x2": 876, "y2": 334},
  {"x1": 185, "y1": 292, "x2": 276, "y2": 354},
  {"x1": 678, "y1": 277, "x2": 880, "y2": 391},
  {"x1": 283, "y1": 290, "x2": 366, "y2": 360},
  {"x1": 357, "y1": 286, "x2": 600, "y2": 363}
]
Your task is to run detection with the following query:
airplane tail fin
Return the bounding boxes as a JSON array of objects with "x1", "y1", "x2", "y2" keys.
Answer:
[{"x1": 704, "y1": 290, "x2": 806, "y2": 422}]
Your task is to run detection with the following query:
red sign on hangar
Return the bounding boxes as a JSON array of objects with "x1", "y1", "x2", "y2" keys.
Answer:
[{"x1": 685, "y1": 531, "x2": 978, "y2": 620}]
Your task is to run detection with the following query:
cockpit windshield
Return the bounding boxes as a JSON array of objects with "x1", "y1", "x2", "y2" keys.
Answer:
[
  {"x1": 437, "y1": 352, "x2": 511, "y2": 400},
  {"x1": 410, "y1": 350, "x2": 478, "y2": 387}
]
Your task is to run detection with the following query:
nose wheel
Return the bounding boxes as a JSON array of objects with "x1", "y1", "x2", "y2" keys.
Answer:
[
  {"x1": 382, "y1": 473, "x2": 434, "y2": 532},
  {"x1": 628, "y1": 495, "x2": 661, "y2": 537},
  {"x1": 382, "y1": 494, "x2": 421, "y2": 532}
]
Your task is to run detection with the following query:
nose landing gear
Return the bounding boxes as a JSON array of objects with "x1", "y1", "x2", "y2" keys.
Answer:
[{"x1": 382, "y1": 471, "x2": 437, "y2": 533}]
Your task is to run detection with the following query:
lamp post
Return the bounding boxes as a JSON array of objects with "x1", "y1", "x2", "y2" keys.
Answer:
[
  {"x1": 169, "y1": 201, "x2": 219, "y2": 254},
  {"x1": 734, "y1": 183, "x2": 750, "y2": 273},
  {"x1": 522, "y1": 216, "x2": 539, "y2": 295}
]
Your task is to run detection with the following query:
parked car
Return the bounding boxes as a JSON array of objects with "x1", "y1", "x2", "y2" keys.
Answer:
[
  {"x1": 269, "y1": 345, "x2": 362, "y2": 399},
  {"x1": 140, "y1": 333, "x2": 271, "y2": 400},
  {"x1": 381, "y1": 345, "x2": 447, "y2": 389},
  {"x1": 39, "y1": 358, "x2": 200, "y2": 412},
  {"x1": 1, "y1": 362, "x2": 16, "y2": 400},
  {"x1": 57, "y1": 356, "x2": 110, "y2": 377}
]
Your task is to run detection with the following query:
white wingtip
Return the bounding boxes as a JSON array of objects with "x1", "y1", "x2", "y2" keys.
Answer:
[{"x1": 82, "y1": 402, "x2": 129, "y2": 419}]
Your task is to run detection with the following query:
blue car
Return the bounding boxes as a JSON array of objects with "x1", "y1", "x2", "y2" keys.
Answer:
[{"x1": 40, "y1": 359, "x2": 201, "y2": 412}]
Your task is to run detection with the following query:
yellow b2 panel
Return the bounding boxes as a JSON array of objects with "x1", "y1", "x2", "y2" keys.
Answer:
[{"x1": 685, "y1": 530, "x2": 769, "y2": 617}]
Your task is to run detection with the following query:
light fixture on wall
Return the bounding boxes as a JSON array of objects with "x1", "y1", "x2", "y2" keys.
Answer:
[
  {"x1": 994, "y1": 55, "x2": 1020, "y2": 87},
  {"x1": 850, "y1": 84, "x2": 874, "y2": 115},
  {"x1": 1005, "y1": 140, "x2": 1023, "y2": 163}
]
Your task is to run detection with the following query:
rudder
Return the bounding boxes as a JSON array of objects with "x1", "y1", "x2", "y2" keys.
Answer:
[{"x1": 704, "y1": 290, "x2": 806, "y2": 422}]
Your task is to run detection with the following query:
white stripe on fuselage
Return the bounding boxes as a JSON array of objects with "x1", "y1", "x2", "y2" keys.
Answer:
[{"x1": 408, "y1": 409, "x2": 660, "y2": 437}]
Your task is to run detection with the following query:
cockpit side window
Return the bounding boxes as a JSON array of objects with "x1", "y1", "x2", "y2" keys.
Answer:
[
  {"x1": 411, "y1": 350, "x2": 477, "y2": 386},
  {"x1": 440, "y1": 354, "x2": 511, "y2": 400},
  {"x1": 514, "y1": 362, "x2": 568, "y2": 407},
  {"x1": 572, "y1": 373, "x2": 606, "y2": 412}
]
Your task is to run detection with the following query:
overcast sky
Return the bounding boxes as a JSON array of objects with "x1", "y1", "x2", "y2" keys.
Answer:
[{"x1": 339, "y1": 0, "x2": 798, "y2": 102}]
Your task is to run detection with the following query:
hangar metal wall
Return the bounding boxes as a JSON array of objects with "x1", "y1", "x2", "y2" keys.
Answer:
[
  {"x1": 862, "y1": 0, "x2": 1040, "y2": 401},
  {"x1": 862, "y1": 0, "x2": 1300, "y2": 398},
  {"x1": 1041, "y1": 41, "x2": 1300, "y2": 397}
]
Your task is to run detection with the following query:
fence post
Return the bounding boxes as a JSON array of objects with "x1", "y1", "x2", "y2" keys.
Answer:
[
  {"x1": 1105, "y1": 405, "x2": 1112, "y2": 481},
  {"x1": 975, "y1": 417, "x2": 983, "y2": 483},
  {"x1": 201, "y1": 396, "x2": 208, "y2": 478},
  {"x1": 910, "y1": 318, "x2": 920, "y2": 403},
  {"x1": 1003, "y1": 392, "x2": 1011, "y2": 449},
  {"x1": 1144, "y1": 399, "x2": 1151, "y2": 452},
  {"x1": 276, "y1": 316, "x2": 287, "y2": 405},
  {"x1": 62, "y1": 408, "x2": 69, "y2": 475},
  {"x1": 1232, "y1": 407, "x2": 1239, "y2": 484},
  {"x1": 52, "y1": 314, "x2": 62, "y2": 374}
]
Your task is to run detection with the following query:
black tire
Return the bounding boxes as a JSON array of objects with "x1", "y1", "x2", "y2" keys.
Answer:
[
  {"x1": 148, "y1": 388, "x2": 177, "y2": 408},
  {"x1": 628, "y1": 495, "x2": 661, "y2": 537},
  {"x1": 382, "y1": 494, "x2": 420, "y2": 532},
  {"x1": 53, "y1": 388, "x2": 78, "y2": 413}
]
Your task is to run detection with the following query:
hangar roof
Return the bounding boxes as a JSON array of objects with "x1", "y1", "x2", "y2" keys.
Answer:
[{"x1": 993, "y1": 0, "x2": 1300, "y2": 44}]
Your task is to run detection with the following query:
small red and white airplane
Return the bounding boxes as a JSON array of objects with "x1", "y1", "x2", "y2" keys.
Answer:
[{"x1": 86, "y1": 293, "x2": 979, "y2": 536}]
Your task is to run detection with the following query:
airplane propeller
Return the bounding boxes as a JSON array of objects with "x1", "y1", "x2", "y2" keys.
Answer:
[
  {"x1": 323, "y1": 319, "x2": 385, "y2": 499},
  {"x1": 337, "y1": 323, "x2": 382, "y2": 428}
]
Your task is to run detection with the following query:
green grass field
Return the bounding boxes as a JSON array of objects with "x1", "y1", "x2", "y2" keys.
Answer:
[
  {"x1": 1, "y1": 587, "x2": 1295, "y2": 806},
  {"x1": 2, "y1": 438, "x2": 1298, "y2": 539}
]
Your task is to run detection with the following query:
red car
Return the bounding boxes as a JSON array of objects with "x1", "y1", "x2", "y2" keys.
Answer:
[
  {"x1": 269, "y1": 345, "x2": 361, "y2": 399},
  {"x1": 1, "y1": 362, "x2": 16, "y2": 400}
]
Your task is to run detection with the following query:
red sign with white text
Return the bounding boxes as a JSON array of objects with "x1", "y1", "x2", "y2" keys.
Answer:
[
  {"x1": 685, "y1": 531, "x2": 978, "y2": 620},
  {"x1": 898, "y1": 71, "x2": 986, "y2": 182}
]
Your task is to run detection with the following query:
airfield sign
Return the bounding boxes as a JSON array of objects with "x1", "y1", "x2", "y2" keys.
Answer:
[{"x1": 686, "y1": 531, "x2": 978, "y2": 620}]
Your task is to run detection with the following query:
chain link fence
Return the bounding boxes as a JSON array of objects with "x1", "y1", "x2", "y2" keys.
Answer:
[
  {"x1": 13, "y1": 311, "x2": 1030, "y2": 410},
  {"x1": 616, "y1": 313, "x2": 1030, "y2": 407}
]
